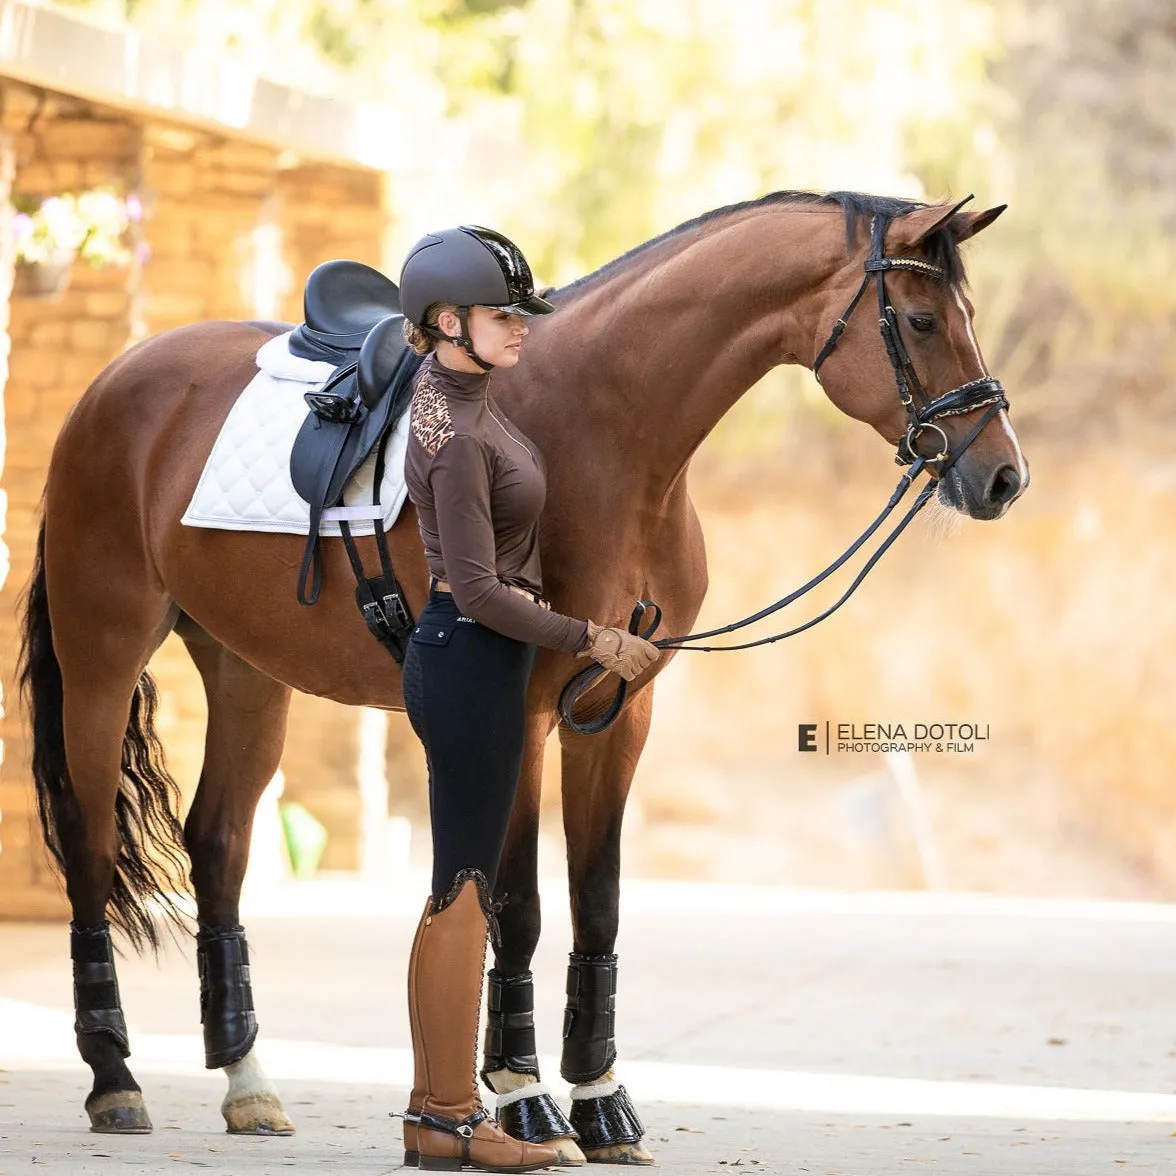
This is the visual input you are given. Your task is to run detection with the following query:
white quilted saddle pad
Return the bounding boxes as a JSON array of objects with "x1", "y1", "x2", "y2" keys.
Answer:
[{"x1": 182, "y1": 331, "x2": 410, "y2": 536}]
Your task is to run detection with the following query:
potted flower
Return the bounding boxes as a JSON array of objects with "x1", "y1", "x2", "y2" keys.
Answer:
[{"x1": 10, "y1": 188, "x2": 138, "y2": 299}]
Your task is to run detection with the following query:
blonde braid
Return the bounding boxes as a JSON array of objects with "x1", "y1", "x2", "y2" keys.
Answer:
[{"x1": 402, "y1": 301, "x2": 457, "y2": 356}]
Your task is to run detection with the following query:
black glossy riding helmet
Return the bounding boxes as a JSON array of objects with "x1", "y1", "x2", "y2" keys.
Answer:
[{"x1": 399, "y1": 225, "x2": 554, "y2": 369}]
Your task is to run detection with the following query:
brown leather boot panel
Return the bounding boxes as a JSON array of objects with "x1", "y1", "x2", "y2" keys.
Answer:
[
  {"x1": 413, "y1": 880, "x2": 492, "y2": 1117},
  {"x1": 404, "y1": 895, "x2": 432, "y2": 1159},
  {"x1": 406, "y1": 876, "x2": 556, "y2": 1169}
]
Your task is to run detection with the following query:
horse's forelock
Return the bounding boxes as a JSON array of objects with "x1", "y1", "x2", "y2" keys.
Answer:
[{"x1": 823, "y1": 191, "x2": 968, "y2": 287}]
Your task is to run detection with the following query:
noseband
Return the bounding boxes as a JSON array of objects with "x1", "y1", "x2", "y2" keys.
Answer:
[
  {"x1": 812, "y1": 214, "x2": 1008, "y2": 466},
  {"x1": 558, "y1": 212, "x2": 1014, "y2": 735}
]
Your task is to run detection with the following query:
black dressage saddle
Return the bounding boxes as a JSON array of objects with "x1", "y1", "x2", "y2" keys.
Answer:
[
  {"x1": 287, "y1": 260, "x2": 423, "y2": 662},
  {"x1": 291, "y1": 258, "x2": 403, "y2": 358}
]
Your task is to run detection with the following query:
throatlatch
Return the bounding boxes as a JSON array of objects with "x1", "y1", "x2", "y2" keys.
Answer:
[
  {"x1": 197, "y1": 926, "x2": 259, "y2": 1069},
  {"x1": 483, "y1": 969, "x2": 578, "y2": 1145},
  {"x1": 561, "y1": 953, "x2": 618, "y2": 1084},
  {"x1": 71, "y1": 923, "x2": 130, "y2": 1056}
]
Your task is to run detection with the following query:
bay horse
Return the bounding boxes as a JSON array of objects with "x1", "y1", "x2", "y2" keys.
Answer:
[{"x1": 18, "y1": 190, "x2": 1027, "y2": 1160}]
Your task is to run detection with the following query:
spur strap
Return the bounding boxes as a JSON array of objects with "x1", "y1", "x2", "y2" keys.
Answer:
[{"x1": 409, "y1": 1108, "x2": 490, "y2": 1161}]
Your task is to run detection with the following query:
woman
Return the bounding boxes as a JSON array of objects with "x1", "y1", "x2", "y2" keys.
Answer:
[{"x1": 397, "y1": 225, "x2": 660, "y2": 1172}]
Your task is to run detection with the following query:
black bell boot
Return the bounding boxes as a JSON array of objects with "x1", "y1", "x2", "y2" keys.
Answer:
[{"x1": 483, "y1": 969, "x2": 578, "y2": 1148}]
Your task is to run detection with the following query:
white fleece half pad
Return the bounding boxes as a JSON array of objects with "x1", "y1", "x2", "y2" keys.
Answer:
[{"x1": 181, "y1": 331, "x2": 409, "y2": 536}]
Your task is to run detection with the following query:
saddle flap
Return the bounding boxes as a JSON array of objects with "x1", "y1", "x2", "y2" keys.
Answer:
[
  {"x1": 289, "y1": 412, "x2": 363, "y2": 512},
  {"x1": 289, "y1": 351, "x2": 424, "y2": 511}
]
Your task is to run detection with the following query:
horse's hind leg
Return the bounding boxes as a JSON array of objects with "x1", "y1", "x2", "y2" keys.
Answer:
[
  {"x1": 61, "y1": 673, "x2": 171, "y2": 1134},
  {"x1": 27, "y1": 525, "x2": 184, "y2": 1133},
  {"x1": 557, "y1": 685, "x2": 656, "y2": 1165},
  {"x1": 179, "y1": 621, "x2": 295, "y2": 1135}
]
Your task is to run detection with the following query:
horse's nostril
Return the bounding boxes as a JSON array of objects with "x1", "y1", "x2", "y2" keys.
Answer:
[{"x1": 987, "y1": 464, "x2": 1021, "y2": 505}]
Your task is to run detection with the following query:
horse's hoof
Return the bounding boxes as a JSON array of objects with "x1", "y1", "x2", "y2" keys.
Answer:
[
  {"x1": 548, "y1": 1135, "x2": 587, "y2": 1165},
  {"x1": 87, "y1": 1090, "x2": 153, "y2": 1133},
  {"x1": 569, "y1": 1084, "x2": 645, "y2": 1157},
  {"x1": 583, "y1": 1142, "x2": 655, "y2": 1165},
  {"x1": 496, "y1": 1084, "x2": 583, "y2": 1162},
  {"x1": 223, "y1": 1093, "x2": 296, "y2": 1135}
]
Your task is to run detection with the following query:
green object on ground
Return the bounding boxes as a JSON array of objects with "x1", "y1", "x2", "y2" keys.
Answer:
[{"x1": 279, "y1": 802, "x2": 328, "y2": 877}]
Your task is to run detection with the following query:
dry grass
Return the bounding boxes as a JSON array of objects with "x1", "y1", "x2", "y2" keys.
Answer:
[{"x1": 618, "y1": 411, "x2": 1176, "y2": 896}]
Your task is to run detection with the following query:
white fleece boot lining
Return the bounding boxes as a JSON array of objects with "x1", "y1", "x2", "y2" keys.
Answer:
[
  {"x1": 496, "y1": 1081, "x2": 551, "y2": 1109},
  {"x1": 569, "y1": 1078, "x2": 620, "y2": 1101}
]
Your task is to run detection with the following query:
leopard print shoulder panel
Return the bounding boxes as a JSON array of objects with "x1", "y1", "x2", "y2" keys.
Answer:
[{"x1": 410, "y1": 379, "x2": 455, "y2": 457}]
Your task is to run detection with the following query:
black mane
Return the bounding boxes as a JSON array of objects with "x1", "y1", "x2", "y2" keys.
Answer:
[{"x1": 552, "y1": 189, "x2": 967, "y2": 297}]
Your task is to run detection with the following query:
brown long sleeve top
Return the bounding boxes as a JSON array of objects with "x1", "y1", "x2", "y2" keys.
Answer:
[{"x1": 404, "y1": 353, "x2": 590, "y2": 654}]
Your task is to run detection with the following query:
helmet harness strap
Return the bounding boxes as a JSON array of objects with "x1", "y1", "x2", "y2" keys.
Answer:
[
  {"x1": 452, "y1": 306, "x2": 495, "y2": 372},
  {"x1": 424, "y1": 306, "x2": 495, "y2": 370}
]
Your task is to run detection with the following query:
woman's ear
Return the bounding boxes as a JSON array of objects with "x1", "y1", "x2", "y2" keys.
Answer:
[{"x1": 435, "y1": 309, "x2": 460, "y2": 339}]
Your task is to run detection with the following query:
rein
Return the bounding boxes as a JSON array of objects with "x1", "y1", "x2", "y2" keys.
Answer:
[{"x1": 559, "y1": 212, "x2": 1009, "y2": 736}]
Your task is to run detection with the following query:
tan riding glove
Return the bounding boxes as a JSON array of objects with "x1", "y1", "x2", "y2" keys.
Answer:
[{"x1": 577, "y1": 621, "x2": 661, "y2": 681}]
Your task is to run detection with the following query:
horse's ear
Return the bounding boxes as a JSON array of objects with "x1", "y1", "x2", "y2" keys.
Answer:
[
  {"x1": 952, "y1": 204, "x2": 1007, "y2": 243},
  {"x1": 891, "y1": 195, "x2": 976, "y2": 250}
]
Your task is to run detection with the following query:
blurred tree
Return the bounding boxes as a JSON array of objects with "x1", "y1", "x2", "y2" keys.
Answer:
[
  {"x1": 908, "y1": 0, "x2": 1176, "y2": 427},
  {"x1": 59, "y1": 0, "x2": 1172, "y2": 433}
]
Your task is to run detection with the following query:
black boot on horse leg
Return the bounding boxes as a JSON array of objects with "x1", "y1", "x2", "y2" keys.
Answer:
[
  {"x1": 481, "y1": 715, "x2": 586, "y2": 1166},
  {"x1": 181, "y1": 628, "x2": 295, "y2": 1135},
  {"x1": 558, "y1": 688, "x2": 655, "y2": 1165},
  {"x1": 72, "y1": 922, "x2": 151, "y2": 1132},
  {"x1": 483, "y1": 969, "x2": 587, "y2": 1161}
]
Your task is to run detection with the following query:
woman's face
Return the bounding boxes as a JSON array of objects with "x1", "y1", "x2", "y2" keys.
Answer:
[{"x1": 437, "y1": 305, "x2": 528, "y2": 368}]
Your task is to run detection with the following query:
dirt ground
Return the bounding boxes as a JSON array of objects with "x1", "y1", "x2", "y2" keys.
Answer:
[{"x1": 4, "y1": 876, "x2": 1176, "y2": 1175}]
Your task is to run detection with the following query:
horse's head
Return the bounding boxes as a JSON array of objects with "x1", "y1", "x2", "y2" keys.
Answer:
[{"x1": 810, "y1": 198, "x2": 1028, "y2": 520}]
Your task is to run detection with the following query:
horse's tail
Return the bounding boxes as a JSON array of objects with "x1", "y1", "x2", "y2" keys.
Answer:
[{"x1": 18, "y1": 518, "x2": 190, "y2": 954}]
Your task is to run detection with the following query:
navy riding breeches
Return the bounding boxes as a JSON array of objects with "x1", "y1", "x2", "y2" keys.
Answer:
[{"x1": 401, "y1": 588, "x2": 537, "y2": 900}]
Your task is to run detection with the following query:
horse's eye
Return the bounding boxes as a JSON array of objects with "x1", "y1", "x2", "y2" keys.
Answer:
[{"x1": 908, "y1": 314, "x2": 937, "y2": 334}]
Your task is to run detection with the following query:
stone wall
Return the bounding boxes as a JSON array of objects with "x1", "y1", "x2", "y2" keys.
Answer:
[
  {"x1": 0, "y1": 81, "x2": 392, "y2": 919},
  {"x1": 0, "y1": 88, "x2": 139, "y2": 918},
  {"x1": 0, "y1": 129, "x2": 15, "y2": 905}
]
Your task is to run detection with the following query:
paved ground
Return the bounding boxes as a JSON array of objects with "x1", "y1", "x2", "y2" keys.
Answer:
[{"x1": 3, "y1": 876, "x2": 1176, "y2": 1174}]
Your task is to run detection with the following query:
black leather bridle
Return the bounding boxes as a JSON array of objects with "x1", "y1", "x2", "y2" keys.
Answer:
[
  {"x1": 558, "y1": 212, "x2": 1011, "y2": 735},
  {"x1": 813, "y1": 212, "x2": 1008, "y2": 466}
]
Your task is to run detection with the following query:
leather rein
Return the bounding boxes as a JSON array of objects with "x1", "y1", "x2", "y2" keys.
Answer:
[{"x1": 559, "y1": 212, "x2": 1009, "y2": 735}]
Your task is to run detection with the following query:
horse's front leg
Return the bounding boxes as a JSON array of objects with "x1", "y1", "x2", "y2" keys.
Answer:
[
  {"x1": 181, "y1": 630, "x2": 295, "y2": 1135},
  {"x1": 481, "y1": 710, "x2": 587, "y2": 1166},
  {"x1": 557, "y1": 684, "x2": 655, "y2": 1166}
]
